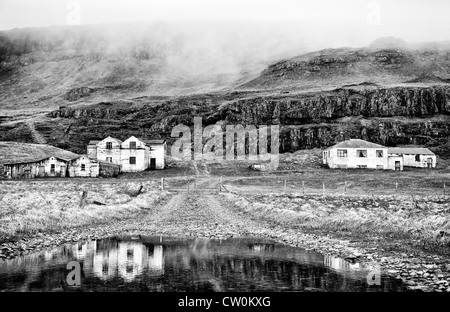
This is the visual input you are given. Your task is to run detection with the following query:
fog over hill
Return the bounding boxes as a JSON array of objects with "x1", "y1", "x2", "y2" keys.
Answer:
[{"x1": 0, "y1": 22, "x2": 316, "y2": 113}]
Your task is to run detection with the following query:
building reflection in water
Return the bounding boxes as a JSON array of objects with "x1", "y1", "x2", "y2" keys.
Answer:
[
  {"x1": 92, "y1": 241, "x2": 164, "y2": 281},
  {"x1": 323, "y1": 254, "x2": 365, "y2": 272},
  {"x1": 0, "y1": 240, "x2": 165, "y2": 286},
  {"x1": 0, "y1": 237, "x2": 406, "y2": 292}
]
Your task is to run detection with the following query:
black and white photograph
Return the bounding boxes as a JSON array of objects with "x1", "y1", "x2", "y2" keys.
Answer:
[{"x1": 0, "y1": 0, "x2": 449, "y2": 307}]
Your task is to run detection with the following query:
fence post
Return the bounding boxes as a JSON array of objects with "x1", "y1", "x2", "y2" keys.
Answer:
[
  {"x1": 284, "y1": 180, "x2": 287, "y2": 194},
  {"x1": 302, "y1": 181, "x2": 305, "y2": 195},
  {"x1": 323, "y1": 183, "x2": 325, "y2": 196},
  {"x1": 344, "y1": 181, "x2": 347, "y2": 194},
  {"x1": 395, "y1": 182, "x2": 398, "y2": 193},
  {"x1": 79, "y1": 190, "x2": 87, "y2": 209},
  {"x1": 161, "y1": 178, "x2": 164, "y2": 191},
  {"x1": 444, "y1": 183, "x2": 446, "y2": 195}
]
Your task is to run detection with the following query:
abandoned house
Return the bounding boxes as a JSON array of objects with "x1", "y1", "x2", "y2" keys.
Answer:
[
  {"x1": 2, "y1": 156, "x2": 71, "y2": 179},
  {"x1": 68, "y1": 155, "x2": 121, "y2": 178},
  {"x1": 387, "y1": 147, "x2": 437, "y2": 168},
  {"x1": 88, "y1": 137, "x2": 122, "y2": 166},
  {"x1": 87, "y1": 136, "x2": 166, "y2": 172},
  {"x1": 68, "y1": 156, "x2": 99, "y2": 177},
  {"x1": 323, "y1": 139, "x2": 404, "y2": 171}
]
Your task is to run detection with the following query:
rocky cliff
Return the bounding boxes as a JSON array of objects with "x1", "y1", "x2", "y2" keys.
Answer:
[{"x1": 4, "y1": 84, "x2": 446, "y2": 158}]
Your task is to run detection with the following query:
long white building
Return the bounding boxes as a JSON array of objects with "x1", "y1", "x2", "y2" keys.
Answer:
[
  {"x1": 323, "y1": 139, "x2": 403, "y2": 170},
  {"x1": 388, "y1": 147, "x2": 436, "y2": 168}
]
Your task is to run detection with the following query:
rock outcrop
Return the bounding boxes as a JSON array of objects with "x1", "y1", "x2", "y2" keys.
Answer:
[{"x1": 22, "y1": 84, "x2": 447, "y2": 157}]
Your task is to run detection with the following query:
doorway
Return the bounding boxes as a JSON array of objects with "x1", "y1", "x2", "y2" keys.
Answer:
[
  {"x1": 150, "y1": 158, "x2": 156, "y2": 170},
  {"x1": 395, "y1": 161, "x2": 401, "y2": 171},
  {"x1": 427, "y1": 158, "x2": 433, "y2": 168}
]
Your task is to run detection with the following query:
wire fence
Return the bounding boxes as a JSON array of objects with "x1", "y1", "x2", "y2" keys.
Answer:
[
  {"x1": 161, "y1": 176, "x2": 450, "y2": 197},
  {"x1": 218, "y1": 177, "x2": 450, "y2": 197}
]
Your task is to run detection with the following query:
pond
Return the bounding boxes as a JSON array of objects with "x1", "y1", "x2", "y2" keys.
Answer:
[{"x1": 0, "y1": 236, "x2": 407, "y2": 292}]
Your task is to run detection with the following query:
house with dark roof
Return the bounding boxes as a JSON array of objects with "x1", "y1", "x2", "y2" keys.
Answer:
[
  {"x1": 3, "y1": 156, "x2": 74, "y2": 179},
  {"x1": 388, "y1": 147, "x2": 436, "y2": 168},
  {"x1": 323, "y1": 139, "x2": 403, "y2": 170}
]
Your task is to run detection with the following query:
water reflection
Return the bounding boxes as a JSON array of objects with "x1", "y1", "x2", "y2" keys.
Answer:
[{"x1": 0, "y1": 236, "x2": 406, "y2": 292}]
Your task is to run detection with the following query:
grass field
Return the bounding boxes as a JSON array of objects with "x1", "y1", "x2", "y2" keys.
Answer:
[
  {"x1": 0, "y1": 180, "x2": 168, "y2": 241},
  {"x1": 224, "y1": 192, "x2": 450, "y2": 254}
]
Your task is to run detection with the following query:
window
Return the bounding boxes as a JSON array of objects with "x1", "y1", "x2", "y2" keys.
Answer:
[
  {"x1": 129, "y1": 141, "x2": 136, "y2": 149},
  {"x1": 50, "y1": 164, "x2": 55, "y2": 173},
  {"x1": 337, "y1": 149, "x2": 347, "y2": 157},
  {"x1": 127, "y1": 249, "x2": 134, "y2": 259},
  {"x1": 376, "y1": 150, "x2": 384, "y2": 158},
  {"x1": 357, "y1": 150, "x2": 367, "y2": 158},
  {"x1": 415, "y1": 154, "x2": 420, "y2": 162},
  {"x1": 323, "y1": 152, "x2": 327, "y2": 158},
  {"x1": 129, "y1": 157, "x2": 136, "y2": 165},
  {"x1": 357, "y1": 165, "x2": 367, "y2": 169},
  {"x1": 81, "y1": 164, "x2": 86, "y2": 171},
  {"x1": 106, "y1": 142, "x2": 113, "y2": 149},
  {"x1": 106, "y1": 157, "x2": 112, "y2": 163}
]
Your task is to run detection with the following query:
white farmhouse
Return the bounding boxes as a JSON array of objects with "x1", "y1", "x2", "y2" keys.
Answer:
[
  {"x1": 87, "y1": 136, "x2": 166, "y2": 172},
  {"x1": 387, "y1": 147, "x2": 436, "y2": 168},
  {"x1": 88, "y1": 137, "x2": 123, "y2": 166},
  {"x1": 323, "y1": 139, "x2": 403, "y2": 171},
  {"x1": 121, "y1": 136, "x2": 150, "y2": 172}
]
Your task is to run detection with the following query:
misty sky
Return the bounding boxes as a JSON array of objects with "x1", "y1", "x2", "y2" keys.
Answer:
[{"x1": 0, "y1": 0, "x2": 450, "y2": 47}]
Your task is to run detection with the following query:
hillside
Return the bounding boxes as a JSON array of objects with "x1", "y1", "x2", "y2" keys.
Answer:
[
  {"x1": 0, "y1": 141, "x2": 79, "y2": 164},
  {"x1": 0, "y1": 23, "x2": 306, "y2": 116},
  {"x1": 240, "y1": 37, "x2": 450, "y2": 91}
]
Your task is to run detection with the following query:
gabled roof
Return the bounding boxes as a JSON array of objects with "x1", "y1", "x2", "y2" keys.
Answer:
[
  {"x1": 325, "y1": 139, "x2": 386, "y2": 150},
  {"x1": 388, "y1": 147, "x2": 435, "y2": 155},
  {"x1": 122, "y1": 135, "x2": 143, "y2": 143},
  {"x1": 143, "y1": 139, "x2": 166, "y2": 145},
  {"x1": 69, "y1": 155, "x2": 94, "y2": 161},
  {"x1": 97, "y1": 136, "x2": 122, "y2": 145}
]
